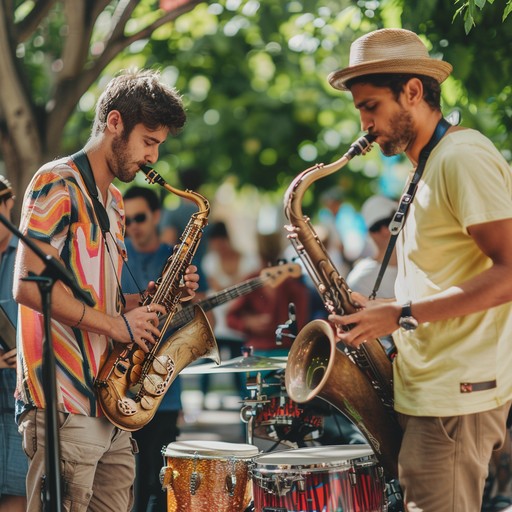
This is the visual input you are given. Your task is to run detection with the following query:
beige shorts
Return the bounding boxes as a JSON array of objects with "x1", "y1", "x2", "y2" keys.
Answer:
[{"x1": 19, "y1": 408, "x2": 136, "y2": 512}]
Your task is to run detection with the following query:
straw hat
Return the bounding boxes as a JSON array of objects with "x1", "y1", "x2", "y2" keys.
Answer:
[{"x1": 329, "y1": 28, "x2": 453, "y2": 91}]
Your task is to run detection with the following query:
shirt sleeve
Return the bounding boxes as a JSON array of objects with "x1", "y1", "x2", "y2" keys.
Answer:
[
  {"x1": 20, "y1": 170, "x2": 72, "y2": 254},
  {"x1": 439, "y1": 135, "x2": 512, "y2": 231}
]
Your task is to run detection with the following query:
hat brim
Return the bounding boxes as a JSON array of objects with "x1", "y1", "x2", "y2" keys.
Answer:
[{"x1": 328, "y1": 58, "x2": 453, "y2": 91}]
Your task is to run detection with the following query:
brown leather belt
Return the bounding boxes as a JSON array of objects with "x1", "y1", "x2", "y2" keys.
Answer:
[{"x1": 460, "y1": 380, "x2": 497, "y2": 393}]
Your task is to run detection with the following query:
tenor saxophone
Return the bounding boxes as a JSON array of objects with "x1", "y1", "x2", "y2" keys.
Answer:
[
  {"x1": 96, "y1": 167, "x2": 220, "y2": 431},
  {"x1": 284, "y1": 134, "x2": 402, "y2": 478}
]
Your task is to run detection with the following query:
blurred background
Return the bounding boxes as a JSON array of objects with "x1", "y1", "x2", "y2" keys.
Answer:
[{"x1": 1, "y1": 0, "x2": 511, "y2": 263}]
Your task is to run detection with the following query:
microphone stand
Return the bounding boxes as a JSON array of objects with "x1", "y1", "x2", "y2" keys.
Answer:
[{"x1": 0, "y1": 213, "x2": 94, "y2": 512}]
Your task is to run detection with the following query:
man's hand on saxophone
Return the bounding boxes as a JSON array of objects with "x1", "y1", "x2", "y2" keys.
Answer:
[
  {"x1": 180, "y1": 263, "x2": 200, "y2": 300},
  {"x1": 119, "y1": 264, "x2": 200, "y2": 352},
  {"x1": 328, "y1": 291, "x2": 401, "y2": 349}
]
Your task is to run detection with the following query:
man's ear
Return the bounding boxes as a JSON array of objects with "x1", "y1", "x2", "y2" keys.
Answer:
[
  {"x1": 402, "y1": 77, "x2": 424, "y2": 106},
  {"x1": 106, "y1": 110, "x2": 124, "y2": 134}
]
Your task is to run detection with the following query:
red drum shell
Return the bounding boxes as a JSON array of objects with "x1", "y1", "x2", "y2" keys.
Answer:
[{"x1": 250, "y1": 444, "x2": 386, "y2": 512}]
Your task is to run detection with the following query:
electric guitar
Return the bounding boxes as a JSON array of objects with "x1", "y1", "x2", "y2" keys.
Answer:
[{"x1": 167, "y1": 262, "x2": 302, "y2": 331}]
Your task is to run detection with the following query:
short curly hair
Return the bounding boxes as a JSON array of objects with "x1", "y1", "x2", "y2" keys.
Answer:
[{"x1": 92, "y1": 68, "x2": 186, "y2": 138}]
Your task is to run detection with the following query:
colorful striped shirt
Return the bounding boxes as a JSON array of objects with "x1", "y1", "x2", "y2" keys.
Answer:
[{"x1": 15, "y1": 157, "x2": 126, "y2": 417}]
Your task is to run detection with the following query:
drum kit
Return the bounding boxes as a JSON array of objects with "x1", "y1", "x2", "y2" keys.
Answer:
[{"x1": 161, "y1": 351, "x2": 394, "y2": 512}]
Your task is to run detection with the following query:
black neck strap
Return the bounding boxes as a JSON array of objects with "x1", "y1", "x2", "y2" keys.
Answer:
[
  {"x1": 71, "y1": 150, "x2": 110, "y2": 235},
  {"x1": 71, "y1": 150, "x2": 128, "y2": 308},
  {"x1": 369, "y1": 117, "x2": 451, "y2": 300}
]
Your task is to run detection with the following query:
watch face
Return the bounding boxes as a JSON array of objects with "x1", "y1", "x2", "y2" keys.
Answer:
[{"x1": 399, "y1": 317, "x2": 418, "y2": 331}]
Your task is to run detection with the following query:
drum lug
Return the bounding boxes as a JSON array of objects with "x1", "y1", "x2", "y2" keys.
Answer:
[
  {"x1": 190, "y1": 470, "x2": 201, "y2": 495},
  {"x1": 349, "y1": 469, "x2": 357, "y2": 487},
  {"x1": 272, "y1": 474, "x2": 297, "y2": 497},
  {"x1": 225, "y1": 474, "x2": 237, "y2": 496}
]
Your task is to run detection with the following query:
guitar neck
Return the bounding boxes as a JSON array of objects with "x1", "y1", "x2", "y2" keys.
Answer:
[{"x1": 170, "y1": 275, "x2": 265, "y2": 330}]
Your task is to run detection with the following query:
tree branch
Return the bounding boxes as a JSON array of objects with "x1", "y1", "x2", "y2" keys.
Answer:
[{"x1": 16, "y1": 0, "x2": 57, "y2": 42}]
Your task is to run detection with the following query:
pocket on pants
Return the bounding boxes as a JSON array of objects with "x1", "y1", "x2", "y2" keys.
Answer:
[
  {"x1": 437, "y1": 415, "x2": 460, "y2": 444},
  {"x1": 19, "y1": 409, "x2": 37, "y2": 459}
]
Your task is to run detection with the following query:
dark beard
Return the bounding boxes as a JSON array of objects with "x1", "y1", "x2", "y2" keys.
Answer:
[
  {"x1": 110, "y1": 134, "x2": 137, "y2": 183},
  {"x1": 379, "y1": 108, "x2": 415, "y2": 157}
]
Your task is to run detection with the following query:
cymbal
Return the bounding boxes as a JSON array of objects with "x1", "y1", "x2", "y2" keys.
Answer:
[{"x1": 181, "y1": 355, "x2": 287, "y2": 375}]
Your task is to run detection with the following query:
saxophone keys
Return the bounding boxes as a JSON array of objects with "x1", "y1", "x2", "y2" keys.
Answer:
[
  {"x1": 153, "y1": 355, "x2": 172, "y2": 375},
  {"x1": 131, "y1": 349, "x2": 145, "y2": 365},
  {"x1": 129, "y1": 364, "x2": 143, "y2": 385},
  {"x1": 143, "y1": 373, "x2": 166, "y2": 396},
  {"x1": 114, "y1": 360, "x2": 130, "y2": 378},
  {"x1": 140, "y1": 394, "x2": 155, "y2": 410},
  {"x1": 117, "y1": 398, "x2": 138, "y2": 416}
]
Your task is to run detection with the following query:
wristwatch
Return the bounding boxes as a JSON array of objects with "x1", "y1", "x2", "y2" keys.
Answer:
[{"x1": 398, "y1": 301, "x2": 419, "y2": 331}]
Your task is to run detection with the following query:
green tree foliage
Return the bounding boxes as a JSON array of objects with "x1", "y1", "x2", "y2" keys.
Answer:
[
  {"x1": 2, "y1": 0, "x2": 512, "y2": 218},
  {"x1": 453, "y1": 0, "x2": 512, "y2": 33}
]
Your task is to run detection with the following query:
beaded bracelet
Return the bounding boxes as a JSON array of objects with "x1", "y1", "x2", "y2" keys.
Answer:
[
  {"x1": 121, "y1": 313, "x2": 135, "y2": 344},
  {"x1": 74, "y1": 302, "x2": 86, "y2": 328}
]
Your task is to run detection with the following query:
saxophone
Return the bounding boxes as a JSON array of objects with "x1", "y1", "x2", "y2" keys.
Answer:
[
  {"x1": 96, "y1": 166, "x2": 220, "y2": 431},
  {"x1": 284, "y1": 134, "x2": 402, "y2": 478}
]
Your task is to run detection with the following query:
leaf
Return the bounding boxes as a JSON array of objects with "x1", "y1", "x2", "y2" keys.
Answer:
[
  {"x1": 464, "y1": 10, "x2": 476, "y2": 33},
  {"x1": 474, "y1": 0, "x2": 487, "y2": 8},
  {"x1": 504, "y1": 0, "x2": 512, "y2": 20}
]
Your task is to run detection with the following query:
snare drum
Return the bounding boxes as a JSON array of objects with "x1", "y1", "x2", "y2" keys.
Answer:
[
  {"x1": 250, "y1": 444, "x2": 385, "y2": 512},
  {"x1": 161, "y1": 440, "x2": 259, "y2": 512}
]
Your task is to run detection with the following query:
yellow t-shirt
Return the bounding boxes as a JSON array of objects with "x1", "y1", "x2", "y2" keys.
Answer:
[{"x1": 393, "y1": 128, "x2": 512, "y2": 416}]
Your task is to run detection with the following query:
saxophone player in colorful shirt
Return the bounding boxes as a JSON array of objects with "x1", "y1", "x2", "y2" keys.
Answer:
[{"x1": 14, "y1": 69, "x2": 200, "y2": 512}]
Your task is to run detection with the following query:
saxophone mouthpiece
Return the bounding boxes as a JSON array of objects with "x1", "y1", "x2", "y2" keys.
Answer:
[
  {"x1": 345, "y1": 133, "x2": 376, "y2": 159},
  {"x1": 139, "y1": 164, "x2": 152, "y2": 176},
  {"x1": 139, "y1": 165, "x2": 167, "y2": 187}
]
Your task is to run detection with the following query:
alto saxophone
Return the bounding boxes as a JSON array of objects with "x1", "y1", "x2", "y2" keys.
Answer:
[
  {"x1": 96, "y1": 167, "x2": 220, "y2": 431},
  {"x1": 284, "y1": 134, "x2": 402, "y2": 478}
]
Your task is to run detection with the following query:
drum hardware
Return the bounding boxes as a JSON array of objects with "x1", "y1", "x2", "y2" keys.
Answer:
[
  {"x1": 190, "y1": 454, "x2": 200, "y2": 495},
  {"x1": 181, "y1": 354, "x2": 287, "y2": 375},
  {"x1": 243, "y1": 370, "x2": 325, "y2": 450}
]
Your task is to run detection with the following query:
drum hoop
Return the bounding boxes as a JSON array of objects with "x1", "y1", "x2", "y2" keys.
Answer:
[
  {"x1": 250, "y1": 453, "x2": 377, "y2": 473},
  {"x1": 165, "y1": 450, "x2": 258, "y2": 461}
]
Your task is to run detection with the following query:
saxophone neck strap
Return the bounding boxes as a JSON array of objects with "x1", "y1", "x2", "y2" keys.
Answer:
[
  {"x1": 71, "y1": 150, "x2": 111, "y2": 235},
  {"x1": 70, "y1": 150, "x2": 128, "y2": 309},
  {"x1": 369, "y1": 117, "x2": 451, "y2": 300}
]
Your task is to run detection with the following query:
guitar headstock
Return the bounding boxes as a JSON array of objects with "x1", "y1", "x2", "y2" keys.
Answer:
[{"x1": 260, "y1": 262, "x2": 302, "y2": 288}]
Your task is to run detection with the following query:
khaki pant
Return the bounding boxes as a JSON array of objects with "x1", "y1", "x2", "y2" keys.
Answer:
[
  {"x1": 19, "y1": 408, "x2": 136, "y2": 512},
  {"x1": 398, "y1": 400, "x2": 512, "y2": 512}
]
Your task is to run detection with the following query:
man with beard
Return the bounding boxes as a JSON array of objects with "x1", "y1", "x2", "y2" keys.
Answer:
[
  {"x1": 13, "y1": 69, "x2": 200, "y2": 512},
  {"x1": 327, "y1": 29, "x2": 512, "y2": 511}
]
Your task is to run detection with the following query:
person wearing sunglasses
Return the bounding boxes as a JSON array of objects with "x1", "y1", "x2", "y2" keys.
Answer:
[{"x1": 13, "y1": 69, "x2": 200, "y2": 512}]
